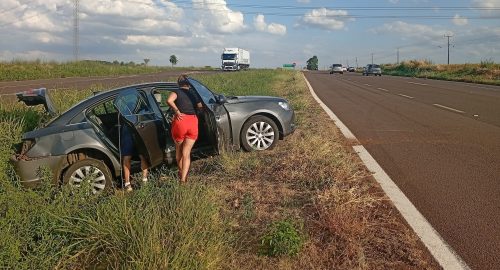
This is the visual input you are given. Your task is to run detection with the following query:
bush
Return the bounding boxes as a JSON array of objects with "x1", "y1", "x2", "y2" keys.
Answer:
[{"x1": 260, "y1": 219, "x2": 304, "y2": 257}]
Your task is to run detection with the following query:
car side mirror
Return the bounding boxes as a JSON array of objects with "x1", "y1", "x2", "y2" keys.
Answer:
[{"x1": 216, "y1": 94, "x2": 227, "y2": 104}]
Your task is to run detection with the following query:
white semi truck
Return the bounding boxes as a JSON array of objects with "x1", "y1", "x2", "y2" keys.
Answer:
[{"x1": 221, "y1": 48, "x2": 250, "y2": 71}]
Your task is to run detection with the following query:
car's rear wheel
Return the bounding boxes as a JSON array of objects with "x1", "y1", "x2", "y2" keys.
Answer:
[
  {"x1": 241, "y1": 115, "x2": 279, "y2": 151},
  {"x1": 63, "y1": 158, "x2": 112, "y2": 194}
]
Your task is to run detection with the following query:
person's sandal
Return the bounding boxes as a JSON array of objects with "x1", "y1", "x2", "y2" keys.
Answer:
[{"x1": 124, "y1": 182, "x2": 133, "y2": 192}]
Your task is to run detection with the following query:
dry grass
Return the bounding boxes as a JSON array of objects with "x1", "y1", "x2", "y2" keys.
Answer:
[{"x1": 189, "y1": 71, "x2": 440, "y2": 269}]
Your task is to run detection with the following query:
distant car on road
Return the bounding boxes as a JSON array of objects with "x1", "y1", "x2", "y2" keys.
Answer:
[
  {"x1": 363, "y1": 64, "x2": 382, "y2": 76},
  {"x1": 347, "y1": 67, "x2": 356, "y2": 72},
  {"x1": 11, "y1": 78, "x2": 295, "y2": 193},
  {"x1": 342, "y1": 66, "x2": 347, "y2": 72},
  {"x1": 330, "y1": 64, "x2": 343, "y2": 74}
]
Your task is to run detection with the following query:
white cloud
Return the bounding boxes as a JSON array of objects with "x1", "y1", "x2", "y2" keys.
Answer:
[
  {"x1": 122, "y1": 35, "x2": 189, "y2": 47},
  {"x1": 452, "y1": 14, "x2": 468, "y2": 26},
  {"x1": 371, "y1": 21, "x2": 450, "y2": 41},
  {"x1": 253, "y1": 14, "x2": 286, "y2": 35},
  {"x1": 472, "y1": 0, "x2": 500, "y2": 16},
  {"x1": 300, "y1": 8, "x2": 354, "y2": 31},
  {"x1": 192, "y1": 0, "x2": 246, "y2": 34}
]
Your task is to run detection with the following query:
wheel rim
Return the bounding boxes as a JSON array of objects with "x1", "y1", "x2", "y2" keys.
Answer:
[
  {"x1": 246, "y1": 121, "x2": 275, "y2": 150},
  {"x1": 69, "y1": 165, "x2": 107, "y2": 194}
]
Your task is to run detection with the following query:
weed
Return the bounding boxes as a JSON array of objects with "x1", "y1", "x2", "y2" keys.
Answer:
[
  {"x1": 242, "y1": 193, "x2": 255, "y2": 220},
  {"x1": 260, "y1": 219, "x2": 304, "y2": 257}
]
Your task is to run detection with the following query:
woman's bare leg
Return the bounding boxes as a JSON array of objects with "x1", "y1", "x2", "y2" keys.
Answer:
[
  {"x1": 180, "y1": 138, "x2": 196, "y2": 182},
  {"x1": 122, "y1": 155, "x2": 132, "y2": 186},
  {"x1": 139, "y1": 155, "x2": 149, "y2": 180},
  {"x1": 174, "y1": 140, "x2": 184, "y2": 178}
]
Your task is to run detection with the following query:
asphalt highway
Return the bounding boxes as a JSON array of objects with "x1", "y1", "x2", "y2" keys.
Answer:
[{"x1": 304, "y1": 71, "x2": 500, "y2": 270}]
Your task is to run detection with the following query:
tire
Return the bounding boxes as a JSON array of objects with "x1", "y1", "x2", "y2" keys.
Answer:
[
  {"x1": 240, "y1": 115, "x2": 279, "y2": 151},
  {"x1": 63, "y1": 158, "x2": 112, "y2": 194}
]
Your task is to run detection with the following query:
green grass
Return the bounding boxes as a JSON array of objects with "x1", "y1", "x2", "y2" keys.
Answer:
[{"x1": 0, "y1": 60, "x2": 181, "y2": 82}]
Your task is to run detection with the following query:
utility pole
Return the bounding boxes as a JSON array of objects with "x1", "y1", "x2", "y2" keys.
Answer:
[
  {"x1": 73, "y1": 0, "x2": 80, "y2": 61},
  {"x1": 444, "y1": 34, "x2": 453, "y2": 65},
  {"x1": 371, "y1": 53, "x2": 374, "y2": 65},
  {"x1": 397, "y1": 47, "x2": 400, "y2": 64},
  {"x1": 355, "y1": 57, "x2": 358, "y2": 68}
]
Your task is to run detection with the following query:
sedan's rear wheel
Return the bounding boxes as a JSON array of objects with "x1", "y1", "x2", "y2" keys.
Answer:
[
  {"x1": 241, "y1": 115, "x2": 279, "y2": 151},
  {"x1": 63, "y1": 158, "x2": 112, "y2": 194}
]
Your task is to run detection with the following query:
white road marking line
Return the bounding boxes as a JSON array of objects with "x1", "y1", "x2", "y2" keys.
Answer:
[
  {"x1": 433, "y1": 104, "x2": 465, "y2": 114},
  {"x1": 397, "y1": 93, "x2": 415, "y2": 99},
  {"x1": 364, "y1": 84, "x2": 372, "y2": 86},
  {"x1": 303, "y1": 74, "x2": 357, "y2": 141},
  {"x1": 353, "y1": 146, "x2": 470, "y2": 270},
  {"x1": 408, "y1": 82, "x2": 428, "y2": 86},
  {"x1": 302, "y1": 73, "x2": 470, "y2": 270},
  {"x1": 377, "y1": 87, "x2": 389, "y2": 92}
]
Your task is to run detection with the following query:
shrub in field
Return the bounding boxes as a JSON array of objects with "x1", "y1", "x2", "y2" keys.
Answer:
[{"x1": 260, "y1": 219, "x2": 304, "y2": 257}]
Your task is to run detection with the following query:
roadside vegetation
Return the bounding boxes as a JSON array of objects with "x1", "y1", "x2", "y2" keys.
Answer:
[
  {"x1": 383, "y1": 59, "x2": 500, "y2": 85},
  {"x1": 0, "y1": 60, "x2": 204, "y2": 82},
  {"x1": 0, "y1": 70, "x2": 439, "y2": 269}
]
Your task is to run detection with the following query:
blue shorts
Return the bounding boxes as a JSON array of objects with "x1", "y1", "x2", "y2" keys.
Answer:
[{"x1": 120, "y1": 125, "x2": 135, "y2": 156}]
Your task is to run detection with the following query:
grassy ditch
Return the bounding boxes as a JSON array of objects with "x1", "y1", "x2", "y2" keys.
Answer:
[
  {"x1": 383, "y1": 59, "x2": 500, "y2": 85},
  {"x1": 191, "y1": 70, "x2": 439, "y2": 269},
  {"x1": 0, "y1": 70, "x2": 439, "y2": 269}
]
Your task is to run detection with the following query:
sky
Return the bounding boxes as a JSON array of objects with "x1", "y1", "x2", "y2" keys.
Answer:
[{"x1": 0, "y1": 0, "x2": 499, "y2": 68}]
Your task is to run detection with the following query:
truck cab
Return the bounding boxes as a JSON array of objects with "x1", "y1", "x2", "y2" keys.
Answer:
[{"x1": 221, "y1": 48, "x2": 250, "y2": 71}]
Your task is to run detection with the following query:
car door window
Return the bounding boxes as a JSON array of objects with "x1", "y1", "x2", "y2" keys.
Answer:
[
  {"x1": 189, "y1": 79, "x2": 216, "y2": 105},
  {"x1": 114, "y1": 89, "x2": 153, "y2": 124}
]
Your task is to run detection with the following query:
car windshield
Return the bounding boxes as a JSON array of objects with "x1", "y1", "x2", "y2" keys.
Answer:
[{"x1": 222, "y1": 54, "x2": 236, "y2": 60}]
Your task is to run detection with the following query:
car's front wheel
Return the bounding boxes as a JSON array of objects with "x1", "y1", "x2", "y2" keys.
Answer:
[
  {"x1": 241, "y1": 115, "x2": 279, "y2": 151},
  {"x1": 63, "y1": 158, "x2": 112, "y2": 194}
]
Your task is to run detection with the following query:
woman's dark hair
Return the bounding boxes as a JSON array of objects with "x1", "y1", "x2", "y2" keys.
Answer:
[{"x1": 178, "y1": 74, "x2": 189, "y2": 87}]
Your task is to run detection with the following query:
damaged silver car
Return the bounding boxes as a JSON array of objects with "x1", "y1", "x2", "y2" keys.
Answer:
[{"x1": 11, "y1": 78, "x2": 295, "y2": 193}]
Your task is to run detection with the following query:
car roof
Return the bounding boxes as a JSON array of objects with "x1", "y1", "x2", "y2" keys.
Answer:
[{"x1": 49, "y1": 82, "x2": 179, "y2": 126}]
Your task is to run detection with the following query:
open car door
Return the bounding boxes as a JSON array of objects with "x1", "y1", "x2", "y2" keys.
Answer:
[
  {"x1": 114, "y1": 88, "x2": 164, "y2": 167},
  {"x1": 188, "y1": 79, "x2": 231, "y2": 153}
]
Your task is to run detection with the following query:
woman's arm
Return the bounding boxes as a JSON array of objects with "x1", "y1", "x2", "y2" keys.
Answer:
[{"x1": 167, "y1": 92, "x2": 184, "y2": 120}]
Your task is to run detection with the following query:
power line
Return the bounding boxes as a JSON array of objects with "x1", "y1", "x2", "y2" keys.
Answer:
[{"x1": 126, "y1": 0, "x2": 500, "y2": 19}]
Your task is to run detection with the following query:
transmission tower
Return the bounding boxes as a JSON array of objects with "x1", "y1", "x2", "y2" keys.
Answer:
[{"x1": 73, "y1": 0, "x2": 80, "y2": 61}]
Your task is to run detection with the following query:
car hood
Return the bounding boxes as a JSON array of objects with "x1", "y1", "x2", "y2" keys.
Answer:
[{"x1": 225, "y1": 95, "x2": 285, "y2": 104}]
